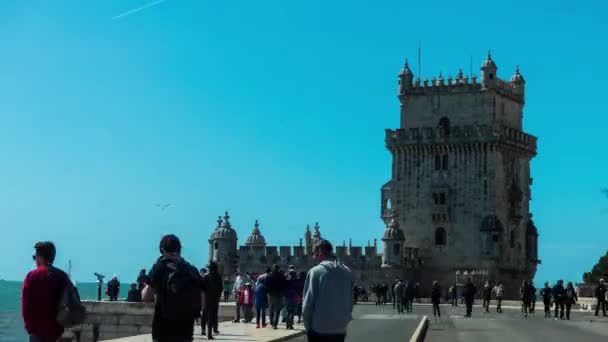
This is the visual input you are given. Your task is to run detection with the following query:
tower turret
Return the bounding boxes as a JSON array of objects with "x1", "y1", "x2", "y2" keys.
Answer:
[
  {"x1": 304, "y1": 224, "x2": 312, "y2": 255},
  {"x1": 382, "y1": 209, "x2": 405, "y2": 268},
  {"x1": 481, "y1": 51, "x2": 498, "y2": 89},
  {"x1": 312, "y1": 222, "x2": 322, "y2": 246},
  {"x1": 245, "y1": 219, "x2": 266, "y2": 247},
  {"x1": 209, "y1": 211, "x2": 238, "y2": 276},
  {"x1": 398, "y1": 59, "x2": 414, "y2": 96}
]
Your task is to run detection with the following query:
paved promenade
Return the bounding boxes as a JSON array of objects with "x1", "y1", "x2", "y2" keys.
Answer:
[
  {"x1": 108, "y1": 320, "x2": 304, "y2": 342},
  {"x1": 424, "y1": 305, "x2": 608, "y2": 342},
  {"x1": 287, "y1": 304, "x2": 421, "y2": 342}
]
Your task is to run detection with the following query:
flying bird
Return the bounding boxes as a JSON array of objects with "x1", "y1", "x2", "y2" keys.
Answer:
[
  {"x1": 112, "y1": 0, "x2": 166, "y2": 20},
  {"x1": 156, "y1": 203, "x2": 171, "y2": 211}
]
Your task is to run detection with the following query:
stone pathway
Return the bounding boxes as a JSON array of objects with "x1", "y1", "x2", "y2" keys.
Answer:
[{"x1": 107, "y1": 321, "x2": 304, "y2": 342}]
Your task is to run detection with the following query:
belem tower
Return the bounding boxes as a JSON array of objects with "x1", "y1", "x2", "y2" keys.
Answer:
[{"x1": 208, "y1": 53, "x2": 540, "y2": 298}]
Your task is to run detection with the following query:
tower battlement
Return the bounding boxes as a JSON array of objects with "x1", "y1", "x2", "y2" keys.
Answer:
[{"x1": 385, "y1": 124, "x2": 537, "y2": 154}]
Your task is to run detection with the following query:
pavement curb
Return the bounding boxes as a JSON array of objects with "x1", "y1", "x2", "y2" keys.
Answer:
[
  {"x1": 409, "y1": 315, "x2": 429, "y2": 342},
  {"x1": 267, "y1": 330, "x2": 305, "y2": 342}
]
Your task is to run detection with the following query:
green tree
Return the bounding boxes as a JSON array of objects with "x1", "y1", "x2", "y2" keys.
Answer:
[
  {"x1": 583, "y1": 252, "x2": 608, "y2": 284},
  {"x1": 583, "y1": 189, "x2": 608, "y2": 283}
]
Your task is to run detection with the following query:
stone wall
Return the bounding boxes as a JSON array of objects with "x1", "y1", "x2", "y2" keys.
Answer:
[{"x1": 63, "y1": 301, "x2": 236, "y2": 342}]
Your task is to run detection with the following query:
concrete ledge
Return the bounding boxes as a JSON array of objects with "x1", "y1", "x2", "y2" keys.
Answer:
[{"x1": 409, "y1": 316, "x2": 429, "y2": 342}]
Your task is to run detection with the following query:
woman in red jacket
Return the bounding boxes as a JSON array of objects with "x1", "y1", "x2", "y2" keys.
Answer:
[{"x1": 239, "y1": 283, "x2": 254, "y2": 323}]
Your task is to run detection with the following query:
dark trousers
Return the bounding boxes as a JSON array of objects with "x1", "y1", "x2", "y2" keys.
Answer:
[
  {"x1": 256, "y1": 307, "x2": 267, "y2": 326},
  {"x1": 29, "y1": 336, "x2": 56, "y2": 342},
  {"x1": 452, "y1": 295, "x2": 458, "y2": 306},
  {"x1": 595, "y1": 299, "x2": 607, "y2": 316},
  {"x1": 565, "y1": 302, "x2": 573, "y2": 320},
  {"x1": 234, "y1": 302, "x2": 242, "y2": 322},
  {"x1": 482, "y1": 298, "x2": 491, "y2": 312},
  {"x1": 496, "y1": 298, "x2": 503, "y2": 313},
  {"x1": 554, "y1": 301, "x2": 565, "y2": 319},
  {"x1": 465, "y1": 300, "x2": 473, "y2": 317},
  {"x1": 269, "y1": 295, "x2": 283, "y2": 327},
  {"x1": 307, "y1": 330, "x2": 346, "y2": 342},
  {"x1": 206, "y1": 304, "x2": 219, "y2": 336},
  {"x1": 543, "y1": 300, "x2": 551, "y2": 317},
  {"x1": 432, "y1": 302, "x2": 441, "y2": 317}
]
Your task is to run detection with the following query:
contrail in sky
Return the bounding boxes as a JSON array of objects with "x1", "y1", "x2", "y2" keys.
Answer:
[{"x1": 112, "y1": 0, "x2": 166, "y2": 20}]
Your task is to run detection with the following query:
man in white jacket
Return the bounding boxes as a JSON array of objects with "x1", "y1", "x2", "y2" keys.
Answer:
[{"x1": 302, "y1": 239, "x2": 353, "y2": 342}]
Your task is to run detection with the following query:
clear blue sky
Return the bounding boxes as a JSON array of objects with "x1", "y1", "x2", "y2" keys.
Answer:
[{"x1": 0, "y1": 0, "x2": 605, "y2": 285}]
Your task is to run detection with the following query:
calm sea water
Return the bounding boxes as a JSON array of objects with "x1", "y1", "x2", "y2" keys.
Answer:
[{"x1": 0, "y1": 280, "x2": 130, "y2": 342}]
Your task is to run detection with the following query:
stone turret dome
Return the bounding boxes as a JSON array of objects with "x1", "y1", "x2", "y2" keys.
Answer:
[
  {"x1": 382, "y1": 210, "x2": 405, "y2": 241},
  {"x1": 246, "y1": 219, "x2": 266, "y2": 246},
  {"x1": 399, "y1": 59, "x2": 414, "y2": 77},
  {"x1": 209, "y1": 212, "x2": 237, "y2": 240},
  {"x1": 510, "y1": 66, "x2": 525, "y2": 84},
  {"x1": 481, "y1": 51, "x2": 497, "y2": 69},
  {"x1": 311, "y1": 222, "x2": 322, "y2": 245}
]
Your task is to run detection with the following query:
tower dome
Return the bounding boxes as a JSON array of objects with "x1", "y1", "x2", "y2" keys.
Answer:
[
  {"x1": 510, "y1": 66, "x2": 525, "y2": 84},
  {"x1": 382, "y1": 210, "x2": 405, "y2": 241},
  {"x1": 481, "y1": 51, "x2": 497, "y2": 69},
  {"x1": 246, "y1": 219, "x2": 266, "y2": 247},
  {"x1": 209, "y1": 211, "x2": 237, "y2": 240},
  {"x1": 399, "y1": 59, "x2": 414, "y2": 78}
]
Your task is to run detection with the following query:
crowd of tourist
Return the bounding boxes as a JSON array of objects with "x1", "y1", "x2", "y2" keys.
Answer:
[{"x1": 19, "y1": 237, "x2": 607, "y2": 342}]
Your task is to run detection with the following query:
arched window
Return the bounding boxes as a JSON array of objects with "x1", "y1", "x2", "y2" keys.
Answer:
[
  {"x1": 214, "y1": 242, "x2": 219, "y2": 250},
  {"x1": 442, "y1": 154, "x2": 449, "y2": 170},
  {"x1": 393, "y1": 243, "x2": 400, "y2": 256},
  {"x1": 510, "y1": 231, "x2": 515, "y2": 248},
  {"x1": 435, "y1": 227, "x2": 447, "y2": 246},
  {"x1": 435, "y1": 155, "x2": 441, "y2": 170},
  {"x1": 438, "y1": 117, "x2": 451, "y2": 136}
]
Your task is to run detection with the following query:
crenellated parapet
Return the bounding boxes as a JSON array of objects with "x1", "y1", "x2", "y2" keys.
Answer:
[
  {"x1": 398, "y1": 53, "x2": 525, "y2": 104},
  {"x1": 385, "y1": 124, "x2": 537, "y2": 155}
]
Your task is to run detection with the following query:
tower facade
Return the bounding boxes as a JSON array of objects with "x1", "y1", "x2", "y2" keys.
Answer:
[{"x1": 381, "y1": 53, "x2": 539, "y2": 297}]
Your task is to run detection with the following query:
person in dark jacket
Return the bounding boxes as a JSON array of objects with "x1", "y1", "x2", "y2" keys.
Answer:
[
  {"x1": 284, "y1": 266, "x2": 299, "y2": 329},
  {"x1": 553, "y1": 280, "x2": 566, "y2": 319},
  {"x1": 22, "y1": 241, "x2": 70, "y2": 342},
  {"x1": 540, "y1": 282, "x2": 552, "y2": 318},
  {"x1": 564, "y1": 282, "x2": 577, "y2": 320},
  {"x1": 266, "y1": 264, "x2": 286, "y2": 329},
  {"x1": 595, "y1": 279, "x2": 607, "y2": 317},
  {"x1": 126, "y1": 283, "x2": 142, "y2": 302},
  {"x1": 482, "y1": 281, "x2": 492, "y2": 313},
  {"x1": 136, "y1": 269, "x2": 148, "y2": 293},
  {"x1": 529, "y1": 281, "x2": 537, "y2": 314},
  {"x1": 107, "y1": 276, "x2": 120, "y2": 301},
  {"x1": 201, "y1": 262, "x2": 223, "y2": 339},
  {"x1": 431, "y1": 281, "x2": 441, "y2": 318},
  {"x1": 463, "y1": 278, "x2": 476, "y2": 318},
  {"x1": 142, "y1": 234, "x2": 203, "y2": 342},
  {"x1": 521, "y1": 280, "x2": 533, "y2": 318},
  {"x1": 405, "y1": 281, "x2": 415, "y2": 313},
  {"x1": 295, "y1": 271, "x2": 306, "y2": 324}
]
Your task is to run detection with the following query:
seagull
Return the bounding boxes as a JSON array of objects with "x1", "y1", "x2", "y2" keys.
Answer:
[{"x1": 155, "y1": 203, "x2": 171, "y2": 211}]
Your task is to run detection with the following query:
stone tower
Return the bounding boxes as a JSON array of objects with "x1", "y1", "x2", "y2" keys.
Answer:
[
  {"x1": 208, "y1": 211, "x2": 238, "y2": 276},
  {"x1": 381, "y1": 53, "x2": 539, "y2": 297}
]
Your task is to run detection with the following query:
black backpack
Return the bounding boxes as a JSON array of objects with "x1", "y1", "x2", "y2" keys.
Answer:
[
  {"x1": 56, "y1": 274, "x2": 86, "y2": 328},
  {"x1": 159, "y1": 257, "x2": 202, "y2": 321}
]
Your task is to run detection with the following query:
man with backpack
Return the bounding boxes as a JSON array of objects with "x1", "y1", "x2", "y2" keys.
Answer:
[
  {"x1": 22, "y1": 241, "x2": 84, "y2": 342},
  {"x1": 143, "y1": 234, "x2": 203, "y2": 342}
]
